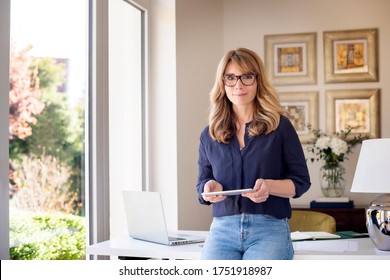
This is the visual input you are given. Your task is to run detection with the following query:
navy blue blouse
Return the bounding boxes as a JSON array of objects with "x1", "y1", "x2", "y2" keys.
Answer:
[{"x1": 196, "y1": 115, "x2": 311, "y2": 219}]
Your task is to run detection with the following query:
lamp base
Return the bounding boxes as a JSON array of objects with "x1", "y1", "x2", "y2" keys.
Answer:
[{"x1": 366, "y1": 194, "x2": 390, "y2": 251}]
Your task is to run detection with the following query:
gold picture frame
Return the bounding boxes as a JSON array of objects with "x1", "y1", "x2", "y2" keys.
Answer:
[
  {"x1": 326, "y1": 89, "x2": 380, "y2": 139},
  {"x1": 324, "y1": 28, "x2": 378, "y2": 83},
  {"x1": 265, "y1": 32, "x2": 317, "y2": 86},
  {"x1": 279, "y1": 91, "x2": 319, "y2": 143}
]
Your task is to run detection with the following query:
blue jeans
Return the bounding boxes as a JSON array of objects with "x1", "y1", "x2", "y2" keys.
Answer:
[{"x1": 201, "y1": 213, "x2": 293, "y2": 260}]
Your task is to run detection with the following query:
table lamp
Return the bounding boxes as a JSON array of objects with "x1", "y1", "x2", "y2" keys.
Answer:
[{"x1": 350, "y1": 138, "x2": 390, "y2": 251}]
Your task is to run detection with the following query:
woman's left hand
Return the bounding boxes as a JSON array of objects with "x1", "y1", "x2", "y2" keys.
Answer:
[{"x1": 242, "y1": 178, "x2": 270, "y2": 203}]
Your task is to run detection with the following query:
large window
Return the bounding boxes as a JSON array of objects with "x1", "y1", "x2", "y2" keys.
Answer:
[
  {"x1": 7, "y1": 0, "x2": 88, "y2": 259},
  {"x1": 0, "y1": 0, "x2": 147, "y2": 259}
]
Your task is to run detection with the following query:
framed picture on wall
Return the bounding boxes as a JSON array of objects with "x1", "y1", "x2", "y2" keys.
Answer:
[
  {"x1": 264, "y1": 32, "x2": 317, "y2": 85},
  {"x1": 279, "y1": 91, "x2": 318, "y2": 143},
  {"x1": 323, "y1": 28, "x2": 378, "y2": 83},
  {"x1": 326, "y1": 89, "x2": 380, "y2": 139}
]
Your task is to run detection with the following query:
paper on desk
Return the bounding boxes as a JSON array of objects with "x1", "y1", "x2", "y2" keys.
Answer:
[
  {"x1": 293, "y1": 240, "x2": 358, "y2": 252},
  {"x1": 291, "y1": 231, "x2": 340, "y2": 241}
]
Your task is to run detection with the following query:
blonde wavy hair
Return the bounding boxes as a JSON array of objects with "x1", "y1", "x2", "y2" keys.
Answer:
[{"x1": 208, "y1": 47, "x2": 286, "y2": 143}]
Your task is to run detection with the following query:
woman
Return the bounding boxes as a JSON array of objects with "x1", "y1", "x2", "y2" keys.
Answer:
[{"x1": 196, "y1": 48, "x2": 311, "y2": 260}]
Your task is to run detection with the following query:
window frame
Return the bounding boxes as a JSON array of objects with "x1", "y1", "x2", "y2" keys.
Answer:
[
  {"x1": 89, "y1": 0, "x2": 148, "y2": 251},
  {"x1": 0, "y1": 0, "x2": 148, "y2": 259},
  {"x1": 0, "y1": 0, "x2": 10, "y2": 260}
]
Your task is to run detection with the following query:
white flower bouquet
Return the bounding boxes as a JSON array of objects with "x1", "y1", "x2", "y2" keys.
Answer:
[{"x1": 307, "y1": 126, "x2": 368, "y2": 167}]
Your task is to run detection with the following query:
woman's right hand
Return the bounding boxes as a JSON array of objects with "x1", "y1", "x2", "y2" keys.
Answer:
[{"x1": 202, "y1": 180, "x2": 226, "y2": 203}]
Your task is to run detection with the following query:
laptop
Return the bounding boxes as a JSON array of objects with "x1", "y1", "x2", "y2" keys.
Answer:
[{"x1": 122, "y1": 190, "x2": 205, "y2": 246}]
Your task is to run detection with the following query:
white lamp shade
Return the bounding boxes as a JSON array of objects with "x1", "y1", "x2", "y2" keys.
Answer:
[{"x1": 351, "y1": 138, "x2": 390, "y2": 193}]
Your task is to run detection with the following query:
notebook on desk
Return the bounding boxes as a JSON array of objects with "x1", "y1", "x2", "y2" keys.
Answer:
[{"x1": 122, "y1": 190, "x2": 205, "y2": 246}]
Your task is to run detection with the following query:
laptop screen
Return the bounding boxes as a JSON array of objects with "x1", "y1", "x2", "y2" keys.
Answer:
[{"x1": 122, "y1": 190, "x2": 171, "y2": 244}]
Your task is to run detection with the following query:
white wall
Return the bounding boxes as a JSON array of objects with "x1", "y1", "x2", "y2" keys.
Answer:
[
  {"x1": 172, "y1": 0, "x2": 390, "y2": 230},
  {"x1": 176, "y1": 0, "x2": 224, "y2": 230},
  {"x1": 148, "y1": 0, "x2": 179, "y2": 229}
]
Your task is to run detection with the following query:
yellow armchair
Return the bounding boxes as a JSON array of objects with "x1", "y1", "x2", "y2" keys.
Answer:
[{"x1": 289, "y1": 210, "x2": 336, "y2": 233}]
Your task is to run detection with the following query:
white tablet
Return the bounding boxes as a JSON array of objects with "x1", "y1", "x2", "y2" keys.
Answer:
[{"x1": 202, "y1": 188, "x2": 255, "y2": 197}]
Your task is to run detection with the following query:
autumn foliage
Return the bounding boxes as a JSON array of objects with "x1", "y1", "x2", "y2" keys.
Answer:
[{"x1": 9, "y1": 44, "x2": 45, "y2": 140}]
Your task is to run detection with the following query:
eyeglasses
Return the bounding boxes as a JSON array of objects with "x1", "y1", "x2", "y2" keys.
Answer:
[{"x1": 223, "y1": 73, "x2": 257, "y2": 87}]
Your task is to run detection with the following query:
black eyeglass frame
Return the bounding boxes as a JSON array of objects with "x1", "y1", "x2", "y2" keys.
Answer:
[{"x1": 223, "y1": 73, "x2": 258, "y2": 87}]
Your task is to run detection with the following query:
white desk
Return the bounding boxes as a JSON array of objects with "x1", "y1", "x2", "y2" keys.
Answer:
[
  {"x1": 87, "y1": 230, "x2": 390, "y2": 260},
  {"x1": 87, "y1": 231, "x2": 208, "y2": 260}
]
